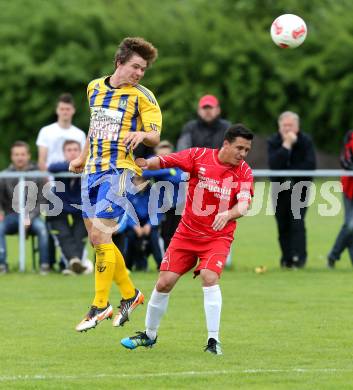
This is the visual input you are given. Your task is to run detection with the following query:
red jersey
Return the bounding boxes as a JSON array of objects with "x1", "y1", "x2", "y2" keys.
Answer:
[{"x1": 159, "y1": 147, "x2": 253, "y2": 241}]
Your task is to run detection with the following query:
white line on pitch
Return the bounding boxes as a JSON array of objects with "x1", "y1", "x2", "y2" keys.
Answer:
[{"x1": 0, "y1": 368, "x2": 351, "y2": 382}]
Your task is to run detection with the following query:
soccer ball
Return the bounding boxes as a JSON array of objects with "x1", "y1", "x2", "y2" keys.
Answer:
[{"x1": 270, "y1": 14, "x2": 307, "y2": 49}]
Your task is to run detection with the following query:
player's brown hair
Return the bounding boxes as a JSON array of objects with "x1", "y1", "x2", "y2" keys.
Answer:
[
  {"x1": 224, "y1": 124, "x2": 254, "y2": 143},
  {"x1": 114, "y1": 37, "x2": 158, "y2": 68}
]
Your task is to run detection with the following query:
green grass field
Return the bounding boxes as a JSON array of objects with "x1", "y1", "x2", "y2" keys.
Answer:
[{"x1": 1, "y1": 180, "x2": 353, "y2": 389}]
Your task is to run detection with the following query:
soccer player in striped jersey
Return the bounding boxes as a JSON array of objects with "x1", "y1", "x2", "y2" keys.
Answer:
[
  {"x1": 120, "y1": 124, "x2": 253, "y2": 355},
  {"x1": 69, "y1": 37, "x2": 162, "y2": 332}
]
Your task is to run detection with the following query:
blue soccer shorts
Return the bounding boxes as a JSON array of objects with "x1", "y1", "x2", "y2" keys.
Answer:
[{"x1": 81, "y1": 168, "x2": 134, "y2": 219}]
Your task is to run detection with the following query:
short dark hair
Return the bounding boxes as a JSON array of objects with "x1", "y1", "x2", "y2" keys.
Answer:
[
  {"x1": 63, "y1": 139, "x2": 81, "y2": 151},
  {"x1": 57, "y1": 93, "x2": 75, "y2": 106},
  {"x1": 114, "y1": 37, "x2": 158, "y2": 67},
  {"x1": 224, "y1": 124, "x2": 254, "y2": 143},
  {"x1": 11, "y1": 140, "x2": 30, "y2": 153}
]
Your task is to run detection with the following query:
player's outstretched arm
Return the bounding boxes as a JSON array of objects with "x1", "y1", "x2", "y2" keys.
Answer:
[{"x1": 135, "y1": 157, "x2": 161, "y2": 171}]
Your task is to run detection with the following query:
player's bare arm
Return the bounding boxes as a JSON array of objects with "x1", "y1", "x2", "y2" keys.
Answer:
[
  {"x1": 69, "y1": 133, "x2": 90, "y2": 173},
  {"x1": 135, "y1": 156, "x2": 161, "y2": 170},
  {"x1": 123, "y1": 130, "x2": 160, "y2": 150},
  {"x1": 212, "y1": 200, "x2": 250, "y2": 231}
]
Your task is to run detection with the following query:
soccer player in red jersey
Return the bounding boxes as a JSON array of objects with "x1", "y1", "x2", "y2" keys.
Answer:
[{"x1": 121, "y1": 124, "x2": 253, "y2": 355}]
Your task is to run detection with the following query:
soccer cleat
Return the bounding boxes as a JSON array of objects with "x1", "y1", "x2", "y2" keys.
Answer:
[
  {"x1": 113, "y1": 289, "x2": 144, "y2": 327},
  {"x1": 75, "y1": 303, "x2": 113, "y2": 332},
  {"x1": 204, "y1": 338, "x2": 223, "y2": 355},
  {"x1": 121, "y1": 331, "x2": 157, "y2": 350}
]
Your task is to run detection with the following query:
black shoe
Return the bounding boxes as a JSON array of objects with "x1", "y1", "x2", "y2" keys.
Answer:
[
  {"x1": 280, "y1": 259, "x2": 293, "y2": 269},
  {"x1": 281, "y1": 263, "x2": 293, "y2": 269},
  {"x1": 0, "y1": 264, "x2": 9, "y2": 274},
  {"x1": 327, "y1": 257, "x2": 336, "y2": 269},
  {"x1": 204, "y1": 338, "x2": 222, "y2": 355}
]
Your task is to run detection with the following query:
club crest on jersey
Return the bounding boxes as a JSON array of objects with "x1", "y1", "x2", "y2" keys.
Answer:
[{"x1": 118, "y1": 99, "x2": 128, "y2": 110}]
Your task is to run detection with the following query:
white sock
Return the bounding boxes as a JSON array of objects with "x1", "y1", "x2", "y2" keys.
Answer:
[
  {"x1": 203, "y1": 285, "x2": 222, "y2": 342},
  {"x1": 145, "y1": 288, "x2": 170, "y2": 340}
]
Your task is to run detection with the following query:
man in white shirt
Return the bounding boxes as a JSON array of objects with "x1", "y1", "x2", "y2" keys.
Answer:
[
  {"x1": 37, "y1": 93, "x2": 86, "y2": 170},
  {"x1": 36, "y1": 93, "x2": 86, "y2": 271}
]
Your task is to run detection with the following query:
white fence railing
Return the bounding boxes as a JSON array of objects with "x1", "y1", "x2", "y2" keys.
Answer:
[{"x1": 0, "y1": 169, "x2": 352, "y2": 272}]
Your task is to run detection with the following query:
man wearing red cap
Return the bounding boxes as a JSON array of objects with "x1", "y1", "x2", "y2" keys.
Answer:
[{"x1": 176, "y1": 95, "x2": 231, "y2": 151}]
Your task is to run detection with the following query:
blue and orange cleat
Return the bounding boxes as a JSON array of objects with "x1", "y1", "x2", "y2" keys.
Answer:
[{"x1": 121, "y1": 331, "x2": 157, "y2": 350}]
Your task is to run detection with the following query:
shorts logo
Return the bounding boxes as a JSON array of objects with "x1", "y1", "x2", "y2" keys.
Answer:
[{"x1": 216, "y1": 261, "x2": 223, "y2": 268}]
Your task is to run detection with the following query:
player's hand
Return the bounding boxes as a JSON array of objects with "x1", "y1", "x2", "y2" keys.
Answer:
[
  {"x1": 69, "y1": 157, "x2": 85, "y2": 174},
  {"x1": 135, "y1": 158, "x2": 148, "y2": 170},
  {"x1": 212, "y1": 211, "x2": 231, "y2": 231},
  {"x1": 123, "y1": 131, "x2": 147, "y2": 150}
]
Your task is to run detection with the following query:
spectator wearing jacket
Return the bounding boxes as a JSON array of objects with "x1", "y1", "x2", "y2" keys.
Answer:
[
  {"x1": 328, "y1": 130, "x2": 353, "y2": 268},
  {"x1": 176, "y1": 95, "x2": 231, "y2": 151},
  {"x1": 0, "y1": 141, "x2": 50, "y2": 274},
  {"x1": 48, "y1": 140, "x2": 87, "y2": 274},
  {"x1": 267, "y1": 111, "x2": 316, "y2": 269},
  {"x1": 142, "y1": 140, "x2": 187, "y2": 250}
]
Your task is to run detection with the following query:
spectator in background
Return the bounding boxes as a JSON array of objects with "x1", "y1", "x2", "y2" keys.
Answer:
[
  {"x1": 267, "y1": 111, "x2": 316, "y2": 269},
  {"x1": 176, "y1": 94, "x2": 231, "y2": 151},
  {"x1": 36, "y1": 93, "x2": 86, "y2": 171},
  {"x1": 36, "y1": 93, "x2": 85, "y2": 269},
  {"x1": 0, "y1": 141, "x2": 50, "y2": 274},
  {"x1": 327, "y1": 129, "x2": 353, "y2": 268},
  {"x1": 125, "y1": 175, "x2": 163, "y2": 271},
  {"x1": 48, "y1": 140, "x2": 87, "y2": 275},
  {"x1": 142, "y1": 140, "x2": 187, "y2": 250}
]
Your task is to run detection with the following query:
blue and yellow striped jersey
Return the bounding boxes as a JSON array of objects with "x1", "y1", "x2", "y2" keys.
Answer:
[{"x1": 85, "y1": 76, "x2": 162, "y2": 174}]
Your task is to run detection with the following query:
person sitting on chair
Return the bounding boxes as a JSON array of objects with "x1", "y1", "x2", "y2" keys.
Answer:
[
  {"x1": 0, "y1": 141, "x2": 50, "y2": 274},
  {"x1": 48, "y1": 140, "x2": 88, "y2": 275}
]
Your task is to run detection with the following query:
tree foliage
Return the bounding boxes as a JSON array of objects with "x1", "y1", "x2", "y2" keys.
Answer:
[{"x1": 0, "y1": 0, "x2": 353, "y2": 167}]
